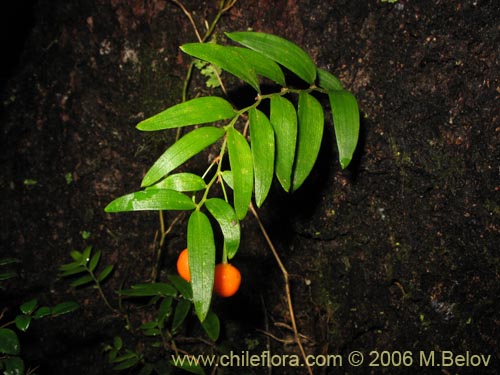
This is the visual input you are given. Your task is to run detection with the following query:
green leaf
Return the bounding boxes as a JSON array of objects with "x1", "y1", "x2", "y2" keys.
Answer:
[
  {"x1": 97, "y1": 265, "x2": 114, "y2": 282},
  {"x1": 201, "y1": 310, "x2": 220, "y2": 341},
  {"x1": 226, "y1": 31, "x2": 316, "y2": 84},
  {"x1": 187, "y1": 211, "x2": 216, "y2": 322},
  {"x1": 328, "y1": 90, "x2": 360, "y2": 169},
  {"x1": 113, "y1": 357, "x2": 140, "y2": 371},
  {"x1": 148, "y1": 173, "x2": 206, "y2": 192},
  {"x1": 181, "y1": 43, "x2": 260, "y2": 91},
  {"x1": 81, "y1": 246, "x2": 92, "y2": 264},
  {"x1": 270, "y1": 96, "x2": 297, "y2": 192},
  {"x1": 138, "y1": 363, "x2": 154, "y2": 375},
  {"x1": 204, "y1": 198, "x2": 240, "y2": 259},
  {"x1": 0, "y1": 258, "x2": 20, "y2": 266},
  {"x1": 2, "y1": 356, "x2": 25, "y2": 375},
  {"x1": 113, "y1": 336, "x2": 123, "y2": 351},
  {"x1": 52, "y1": 301, "x2": 80, "y2": 316},
  {"x1": 105, "y1": 189, "x2": 196, "y2": 212},
  {"x1": 168, "y1": 274, "x2": 192, "y2": 300},
  {"x1": 0, "y1": 272, "x2": 17, "y2": 281},
  {"x1": 0, "y1": 328, "x2": 20, "y2": 355},
  {"x1": 33, "y1": 306, "x2": 52, "y2": 319},
  {"x1": 59, "y1": 262, "x2": 85, "y2": 276},
  {"x1": 317, "y1": 68, "x2": 343, "y2": 91},
  {"x1": 171, "y1": 362, "x2": 205, "y2": 375},
  {"x1": 70, "y1": 250, "x2": 82, "y2": 262},
  {"x1": 157, "y1": 296, "x2": 173, "y2": 323},
  {"x1": 88, "y1": 250, "x2": 101, "y2": 272},
  {"x1": 227, "y1": 127, "x2": 253, "y2": 220},
  {"x1": 249, "y1": 108, "x2": 275, "y2": 207},
  {"x1": 70, "y1": 274, "x2": 93, "y2": 287},
  {"x1": 172, "y1": 298, "x2": 192, "y2": 332},
  {"x1": 221, "y1": 170, "x2": 233, "y2": 189},
  {"x1": 292, "y1": 92, "x2": 324, "y2": 191},
  {"x1": 141, "y1": 126, "x2": 225, "y2": 187},
  {"x1": 137, "y1": 97, "x2": 235, "y2": 131},
  {"x1": 15, "y1": 315, "x2": 31, "y2": 332},
  {"x1": 227, "y1": 47, "x2": 285, "y2": 86},
  {"x1": 121, "y1": 283, "x2": 177, "y2": 297},
  {"x1": 20, "y1": 298, "x2": 38, "y2": 315}
]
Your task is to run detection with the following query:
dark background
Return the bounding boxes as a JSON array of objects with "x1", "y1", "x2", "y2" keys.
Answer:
[{"x1": 1, "y1": 0, "x2": 499, "y2": 374}]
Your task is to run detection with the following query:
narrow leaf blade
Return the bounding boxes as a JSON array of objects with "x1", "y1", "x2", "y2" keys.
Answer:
[
  {"x1": 292, "y1": 92, "x2": 324, "y2": 191},
  {"x1": 121, "y1": 283, "x2": 177, "y2": 297},
  {"x1": 204, "y1": 198, "x2": 240, "y2": 259},
  {"x1": 227, "y1": 128, "x2": 253, "y2": 219},
  {"x1": 141, "y1": 126, "x2": 225, "y2": 187},
  {"x1": 227, "y1": 47, "x2": 286, "y2": 86},
  {"x1": 148, "y1": 173, "x2": 206, "y2": 192},
  {"x1": 70, "y1": 274, "x2": 94, "y2": 287},
  {"x1": 97, "y1": 265, "x2": 114, "y2": 282},
  {"x1": 168, "y1": 274, "x2": 192, "y2": 300},
  {"x1": 328, "y1": 90, "x2": 360, "y2": 169},
  {"x1": 249, "y1": 108, "x2": 275, "y2": 206},
  {"x1": 201, "y1": 310, "x2": 220, "y2": 341},
  {"x1": 188, "y1": 211, "x2": 216, "y2": 322},
  {"x1": 317, "y1": 68, "x2": 343, "y2": 91},
  {"x1": 181, "y1": 43, "x2": 260, "y2": 91},
  {"x1": 172, "y1": 299, "x2": 192, "y2": 332},
  {"x1": 88, "y1": 250, "x2": 101, "y2": 272},
  {"x1": 137, "y1": 97, "x2": 235, "y2": 131},
  {"x1": 105, "y1": 189, "x2": 196, "y2": 212},
  {"x1": 270, "y1": 96, "x2": 297, "y2": 192},
  {"x1": 51, "y1": 301, "x2": 80, "y2": 316},
  {"x1": 226, "y1": 31, "x2": 316, "y2": 84}
]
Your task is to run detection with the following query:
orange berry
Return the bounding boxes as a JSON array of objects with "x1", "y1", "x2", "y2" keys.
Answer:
[
  {"x1": 176, "y1": 248, "x2": 190, "y2": 282},
  {"x1": 213, "y1": 263, "x2": 241, "y2": 297}
]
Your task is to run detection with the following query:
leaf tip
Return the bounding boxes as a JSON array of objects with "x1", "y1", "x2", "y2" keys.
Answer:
[{"x1": 340, "y1": 157, "x2": 351, "y2": 169}]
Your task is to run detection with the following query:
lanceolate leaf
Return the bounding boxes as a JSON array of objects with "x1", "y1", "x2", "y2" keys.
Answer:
[
  {"x1": 227, "y1": 47, "x2": 285, "y2": 86},
  {"x1": 172, "y1": 298, "x2": 192, "y2": 332},
  {"x1": 180, "y1": 43, "x2": 260, "y2": 91},
  {"x1": 328, "y1": 90, "x2": 360, "y2": 169},
  {"x1": 270, "y1": 96, "x2": 297, "y2": 192},
  {"x1": 317, "y1": 68, "x2": 343, "y2": 91},
  {"x1": 249, "y1": 108, "x2": 275, "y2": 206},
  {"x1": 201, "y1": 310, "x2": 220, "y2": 341},
  {"x1": 51, "y1": 301, "x2": 80, "y2": 316},
  {"x1": 141, "y1": 126, "x2": 225, "y2": 187},
  {"x1": 148, "y1": 173, "x2": 206, "y2": 192},
  {"x1": 120, "y1": 283, "x2": 177, "y2": 297},
  {"x1": 226, "y1": 31, "x2": 316, "y2": 84},
  {"x1": 137, "y1": 97, "x2": 236, "y2": 131},
  {"x1": 205, "y1": 198, "x2": 240, "y2": 259},
  {"x1": 292, "y1": 92, "x2": 324, "y2": 191},
  {"x1": 188, "y1": 211, "x2": 216, "y2": 322},
  {"x1": 227, "y1": 127, "x2": 253, "y2": 220},
  {"x1": 105, "y1": 189, "x2": 196, "y2": 212}
]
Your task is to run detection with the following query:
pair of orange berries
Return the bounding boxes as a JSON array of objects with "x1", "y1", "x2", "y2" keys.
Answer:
[{"x1": 176, "y1": 248, "x2": 241, "y2": 297}]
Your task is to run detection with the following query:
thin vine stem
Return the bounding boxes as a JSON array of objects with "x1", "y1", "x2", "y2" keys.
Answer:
[{"x1": 249, "y1": 203, "x2": 313, "y2": 375}]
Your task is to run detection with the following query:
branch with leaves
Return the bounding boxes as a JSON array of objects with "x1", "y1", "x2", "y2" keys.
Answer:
[{"x1": 105, "y1": 32, "x2": 360, "y2": 324}]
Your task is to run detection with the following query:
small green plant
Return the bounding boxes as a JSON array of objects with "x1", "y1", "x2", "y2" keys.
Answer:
[
  {"x1": 105, "y1": 31, "x2": 360, "y2": 322},
  {"x1": 60, "y1": 246, "x2": 217, "y2": 373},
  {"x1": 1, "y1": 259, "x2": 79, "y2": 374},
  {"x1": 59, "y1": 246, "x2": 115, "y2": 311}
]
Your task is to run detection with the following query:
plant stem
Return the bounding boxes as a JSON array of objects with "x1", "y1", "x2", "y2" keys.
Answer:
[
  {"x1": 249, "y1": 203, "x2": 313, "y2": 375},
  {"x1": 85, "y1": 265, "x2": 118, "y2": 313}
]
